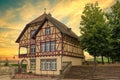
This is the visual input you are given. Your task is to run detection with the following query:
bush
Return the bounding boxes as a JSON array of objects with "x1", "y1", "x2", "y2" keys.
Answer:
[{"x1": 4, "y1": 58, "x2": 9, "y2": 66}]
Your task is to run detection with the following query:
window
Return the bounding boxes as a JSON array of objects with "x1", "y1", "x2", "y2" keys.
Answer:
[
  {"x1": 46, "y1": 42, "x2": 50, "y2": 52},
  {"x1": 41, "y1": 43, "x2": 45, "y2": 52},
  {"x1": 41, "y1": 60, "x2": 45, "y2": 70},
  {"x1": 30, "y1": 30, "x2": 36, "y2": 38},
  {"x1": 51, "y1": 41, "x2": 56, "y2": 51},
  {"x1": 51, "y1": 59, "x2": 56, "y2": 70},
  {"x1": 30, "y1": 45, "x2": 36, "y2": 53},
  {"x1": 30, "y1": 59, "x2": 36, "y2": 70},
  {"x1": 40, "y1": 59, "x2": 56, "y2": 71},
  {"x1": 46, "y1": 60, "x2": 51, "y2": 70},
  {"x1": 40, "y1": 41, "x2": 56, "y2": 52},
  {"x1": 45, "y1": 27, "x2": 50, "y2": 35}
]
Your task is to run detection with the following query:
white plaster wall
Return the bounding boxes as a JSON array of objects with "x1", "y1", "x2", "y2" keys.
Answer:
[
  {"x1": 62, "y1": 56, "x2": 82, "y2": 66},
  {"x1": 20, "y1": 56, "x2": 62, "y2": 75}
]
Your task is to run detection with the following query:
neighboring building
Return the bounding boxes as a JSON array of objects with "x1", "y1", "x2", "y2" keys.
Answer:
[{"x1": 16, "y1": 12, "x2": 84, "y2": 76}]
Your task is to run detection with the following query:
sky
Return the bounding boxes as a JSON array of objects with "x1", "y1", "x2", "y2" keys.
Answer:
[{"x1": 0, "y1": 0, "x2": 116, "y2": 60}]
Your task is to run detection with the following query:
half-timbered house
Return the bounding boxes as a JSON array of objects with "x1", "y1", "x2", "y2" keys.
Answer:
[{"x1": 16, "y1": 12, "x2": 84, "y2": 76}]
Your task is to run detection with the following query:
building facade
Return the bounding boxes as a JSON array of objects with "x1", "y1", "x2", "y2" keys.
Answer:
[{"x1": 16, "y1": 13, "x2": 84, "y2": 75}]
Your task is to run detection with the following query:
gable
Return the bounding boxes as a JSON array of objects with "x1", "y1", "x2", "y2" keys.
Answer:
[
  {"x1": 35, "y1": 20, "x2": 61, "y2": 39},
  {"x1": 16, "y1": 23, "x2": 40, "y2": 43},
  {"x1": 33, "y1": 15, "x2": 78, "y2": 39},
  {"x1": 16, "y1": 13, "x2": 78, "y2": 43}
]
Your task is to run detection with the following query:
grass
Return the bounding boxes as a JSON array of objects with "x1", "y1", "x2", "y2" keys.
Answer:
[
  {"x1": 86, "y1": 57, "x2": 112, "y2": 63},
  {"x1": 11, "y1": 64, "x2": 27, "y2": 68},
  {"x1": 11, "y1": 64, "x2": 19, "y2": 66}
]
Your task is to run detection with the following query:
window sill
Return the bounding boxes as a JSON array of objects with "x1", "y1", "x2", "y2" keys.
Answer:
[{"x1": 40, "y1": 70, "x2": 57, "y2": 71}]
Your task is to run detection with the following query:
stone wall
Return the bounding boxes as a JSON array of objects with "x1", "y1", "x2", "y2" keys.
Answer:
[{"x1": 0, "y1": 66, "x2": 17, "y2": 77}]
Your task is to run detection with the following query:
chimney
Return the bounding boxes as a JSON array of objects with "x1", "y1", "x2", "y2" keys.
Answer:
[
  {"x1": 48, "y1": 13, "x2": 52, "y2": 17},
  {"x1": 67, "y1": 28, "x2": 71, "y2": 31}
]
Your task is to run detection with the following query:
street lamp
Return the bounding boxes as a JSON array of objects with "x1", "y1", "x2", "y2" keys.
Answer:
[{"x1": 13, "y1": 55, "x2": 20, "y2": 73}]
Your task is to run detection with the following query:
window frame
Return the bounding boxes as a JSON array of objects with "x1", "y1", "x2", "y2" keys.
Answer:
[
  {"x1": 40, "y1": 41, "x2": 56, "y2": 52},
  {"x1": 41, "y1": 42, "x2": 45, "y2": 52},
  {"x1": 30, "y1": 59, "x2": 36, "y2": 70},
  {"x1": 46, "y1": 42, "x2": 50, "y2": 52},
  {"x1": 51, "y1": 59, "x2": 56, "y2": 70},
  {"x1": 30, "y1": 44, "x2": 36, "y2": 54},
  {"x1": 45, "y1": 27, "x2": 50, "y2": 35},
  {"x1": 51, "y1": 41, "x2": 56, "y2": 51},
  {"x1": 30, "y1": 30, "x2": 36, "y2": 38},
  {"x1": 40, "y1": 59, "x2": 57, "y2": 71}
]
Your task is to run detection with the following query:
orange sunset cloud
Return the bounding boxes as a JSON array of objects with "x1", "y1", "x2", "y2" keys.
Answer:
[{"x1": 0, "y1": 0, "x2": 115, "y2": 60}]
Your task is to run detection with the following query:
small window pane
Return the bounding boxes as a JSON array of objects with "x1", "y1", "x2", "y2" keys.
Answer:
[
  {"x1": 51, "y1": 41, "x2": 55, "y2": 51},
  {"x1": 30, "y1": 30, "x2": 36, "y2": 37},
  {"x1": 46, "y1": 42, "x2": 50, "y2": 52},
  {"x1": 46, "y1": 60, "x2": 51, "y2": 70},
  {"x1": 41, "y1": 43, "x2": 45, "y2": 52},
  {"x1": 45, "y1": 28, "x2": 50, "y2": 35},
  {"x1": 52, "y1": 60, "x2": 56, "y2": 70},
  {"x1": 30, "y1": 45, "x2": 36, "y2": 53},
  {"x1": 41, "y1": 60, "x2": 46, "y2": 70},
  {"x1": 30, "y1": 59, "x2": 36, "y2": 69}
]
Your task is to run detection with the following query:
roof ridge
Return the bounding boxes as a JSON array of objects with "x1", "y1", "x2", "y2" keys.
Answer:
[
  {"x1": 16, "y1": 13, "x2": 78, "y2": 43},
  {"x1": 29, "y1": 13, "x2": 46, "y2": 24},
  {"x1": 46, "y1": 15, "x2": 78, "y2": 38}
]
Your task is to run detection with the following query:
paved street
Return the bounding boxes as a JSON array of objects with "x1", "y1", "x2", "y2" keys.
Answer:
[
  {"x1": 0, "y1": 75, "x2": 11, "y2": 80},
  {"x1": 0, "y1": 75, "x2": 120, "y2": 80}
]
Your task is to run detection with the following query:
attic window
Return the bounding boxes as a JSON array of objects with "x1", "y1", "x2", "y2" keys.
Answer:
[
  {"x1": 30, "y1": 30, "x2": 36, "y2": 38},
  {"x1": 45, "y1": 27, "x2": 50, "y2": 35}
]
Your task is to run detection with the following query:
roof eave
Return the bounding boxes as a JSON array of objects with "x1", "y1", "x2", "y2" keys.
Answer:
[
  {"x1": 15, "y1": 24, "x2": 29, "y2": 43},
  {"x1": 32, "y1": 18, "x2": 47, "y2": 38}
]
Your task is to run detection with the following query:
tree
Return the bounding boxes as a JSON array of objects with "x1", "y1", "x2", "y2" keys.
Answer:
[
  {"x1": 79, "y1": 2, "x2": 110, "y2": 64},
  {"x1": 106, "y1": 0, "x2": 120, "y2": 62},
  {"x1": 4, "y1": 58, "x2": 9, "y2": 66}
]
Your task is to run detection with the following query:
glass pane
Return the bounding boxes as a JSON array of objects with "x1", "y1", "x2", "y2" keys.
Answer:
[
  {"x1": 30, "y1": 59, "x2": 36, "y2": 69},
  {"x1": 30, "y1": 45, "x2": 36, "y2": 53},
  {"x1": 46, "y1": 42, "x2": 50, "y2": 52},
  {"x1": 41, "y1": 60, "x2": 45, "y2": 70},
  {"x1": 46, "y1": 60, "x2": 50, "y2": 70},
  {"x1": 52, "y1": 60, "x2": 56, "y2": 70},
  {"x1": 41, "y1": 43, "x2": 45, "y2": 52},
  {"x1": 45, "y1": 28, "x2": 50, "y2": 35},
  {"x1": 51, "y1": 41, "x2": 55, "y2": 51},
  {"x1": 30, "y1": 30, "x2": 36, "y2": 37}
]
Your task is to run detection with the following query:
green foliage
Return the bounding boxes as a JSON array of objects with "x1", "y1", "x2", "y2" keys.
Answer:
[
  {"x1": 11, "y1": 64, "x2": 27, "y2": 68},
  {"x1": 79, "y1": 2, "x2": 110, "y2": 58},
  {"x1": 106, "y1": 1, "x2": 120, "y2": 61},
  {"x1": 11, "y1": 64, "x2": 19, "y2": 66},
  {"x1": 80, "y1": 1, "x2": 120, "y2": 63},
  {"x1": 87, "y1": 57, "x2": 112, "y2": 63}
]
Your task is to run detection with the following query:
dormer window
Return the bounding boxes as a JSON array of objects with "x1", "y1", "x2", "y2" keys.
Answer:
[
  {"x1": 45, "y1": 27, "x2": 50, "y2": 35},
  {"x1": 30, "y1": 30, "x2": 36, "y2": 38}
]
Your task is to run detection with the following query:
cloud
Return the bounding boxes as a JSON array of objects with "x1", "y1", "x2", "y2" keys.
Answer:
[
  {"x1": 18, "y1": 3, "x2": 37, "y2": 21},
  {"x1": 51, "y1": 0, "x2": 115, "y2": 36},
  {"x1": 0, "y1": 0, "x2": 116, "y2": 59},
  {"x1": 0, "y1": 28, "x2": 19, "y2": 50}
]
